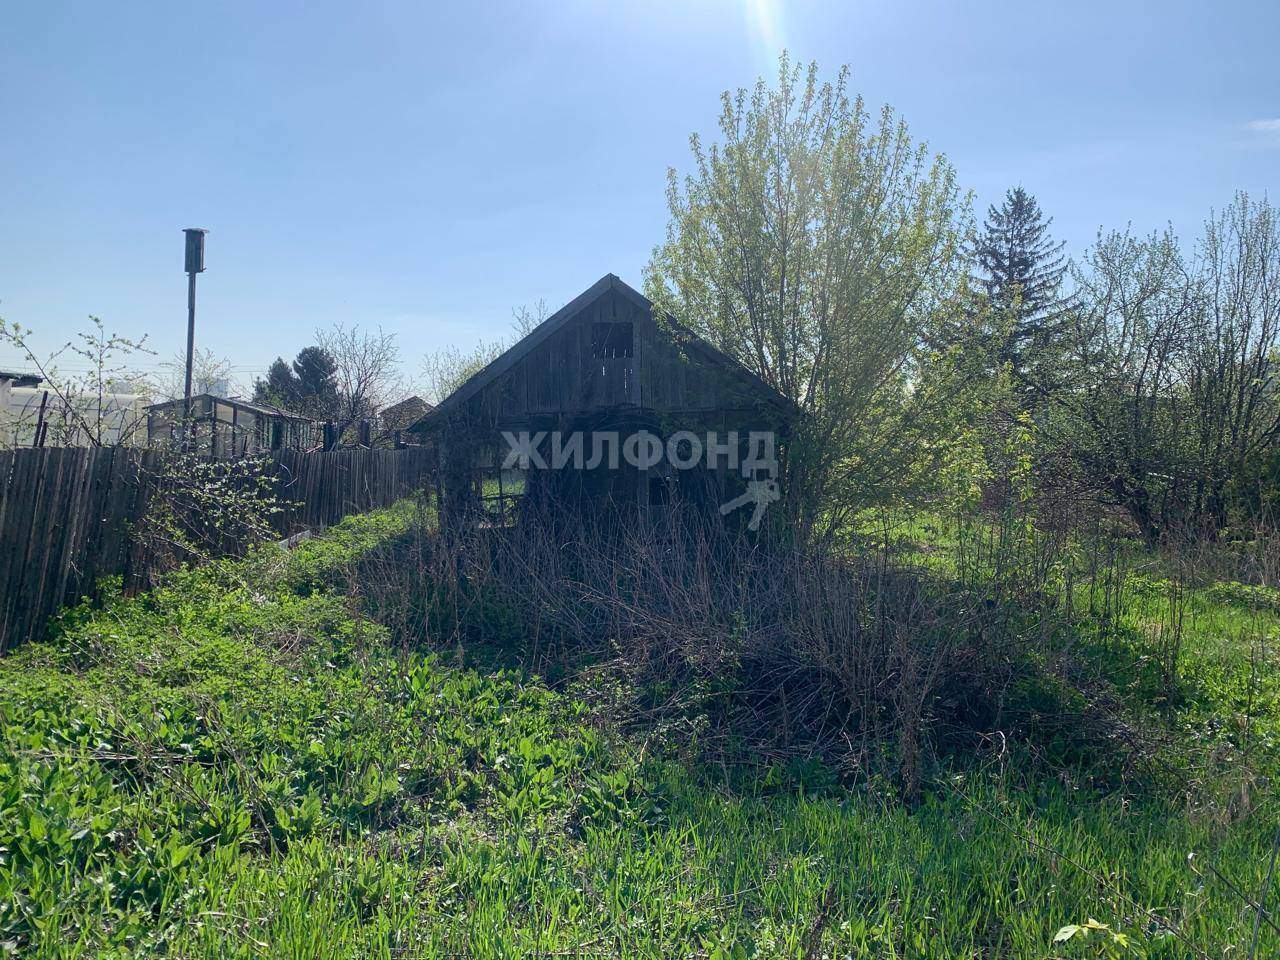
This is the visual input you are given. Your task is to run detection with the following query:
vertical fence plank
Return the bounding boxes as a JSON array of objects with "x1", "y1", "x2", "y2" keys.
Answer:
[{"x1": 0, "y1": 446, "x2": 432, "y2": 652}]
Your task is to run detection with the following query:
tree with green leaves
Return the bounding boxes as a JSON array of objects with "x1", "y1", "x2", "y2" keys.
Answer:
[
  {"x1": 971, "y1": 187, "x2": 1071, "y2": 393},
  {"x1": 1055, "y1": 194, "x2": 1280, "y2": 540},
  {"x1": 644, "y1": 54, "x2": 967, "y2": 540},
  {"x1": 0, "y1": 314, "x2": 153, "y2": 447}
]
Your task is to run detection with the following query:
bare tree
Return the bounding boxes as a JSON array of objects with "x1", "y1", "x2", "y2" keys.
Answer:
[
  {"x1": 316, "y1": 322, "x2": 403, "y2": 436},
  {"x1": 1054, "y1": 195, "x2": 1280, "y2": 540},
  {"x1": 156, "y1": 347, "x2": 237, "y2": 401},
  {"x1": 1053, "y1": 229, "x2": 1196, "y2": 539},
  {"x1": 1185, "y1": 194, "x2": 1280, "y2": 528},
  {"x1": 420, "y1": 301, "x2": 549, "y2": 405},
  {"x1": 510, "y1": 299, "x2": 548, "y2": 339},
  {"x1": 420, "y1": 338, "x2": 504, "y2": 406}
]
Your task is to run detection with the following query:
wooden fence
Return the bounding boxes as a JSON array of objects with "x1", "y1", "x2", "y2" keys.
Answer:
[{"x1": 0, "y1": 446, "x2": 434, "y2": 652}]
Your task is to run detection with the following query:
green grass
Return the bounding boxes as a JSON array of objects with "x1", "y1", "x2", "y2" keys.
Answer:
[
  {"x1": 2, "y1": 505, "x2": 1277, "y2": 957},
  {"x1": 861, "y1": 507, "x2": 1280, "y2": 783}
]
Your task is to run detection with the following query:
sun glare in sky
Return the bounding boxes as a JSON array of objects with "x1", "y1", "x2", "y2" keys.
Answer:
[
  {"x1": 744, "y1": 0, "x2": 784, "y2": 62},
  {"x1": 1, "y1": 1, "x2": 1275, "y2": 375}
]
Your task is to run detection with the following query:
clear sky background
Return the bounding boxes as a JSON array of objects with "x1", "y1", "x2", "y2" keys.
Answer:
[{"x1": 2, "y1": 0, "x2": 1277, "y2": 392}]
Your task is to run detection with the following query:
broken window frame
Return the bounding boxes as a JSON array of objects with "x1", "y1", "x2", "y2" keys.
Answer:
[{"x1": 591, "y1": 321, "x2": 634, "y2": 359}]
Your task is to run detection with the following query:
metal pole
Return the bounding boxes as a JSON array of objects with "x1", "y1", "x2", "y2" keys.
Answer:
[
  {"x1": 183, "y1": 270, "x2": 197, "y2": 449},
  {"x1": 34, "y1": 389, "x2": 49, "y2": 448}
]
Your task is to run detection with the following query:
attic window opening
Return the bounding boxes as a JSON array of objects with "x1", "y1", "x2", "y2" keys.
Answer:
[{"x1": 592, "y1": 321, "x2": 633, "y2": 359}]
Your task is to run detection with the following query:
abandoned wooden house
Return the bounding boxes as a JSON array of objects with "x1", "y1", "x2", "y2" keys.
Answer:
[{"x1": 409, "y1": 274, "x2": 796, "y2": 523}]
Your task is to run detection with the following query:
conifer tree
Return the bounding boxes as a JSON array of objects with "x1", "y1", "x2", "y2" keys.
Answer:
[
  {"x1": 253, "y1": 357, "x2": 299, "y2": 410},
  {"x1": 972, "y1": 187, "x2": 1071, "y2": 392},
  {"x1": 290, "y1": 346, "x2": 339, "y2": 418},
  {"x1": 253, "y1": 347, "x2": 340, "y2": 418}
]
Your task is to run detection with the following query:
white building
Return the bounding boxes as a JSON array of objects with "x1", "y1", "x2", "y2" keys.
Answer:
[
  {"x1": 2, "y1": 380, "x2": 150, "y2": 448},
  {"x1": 0, "y1": 371, "x2": 42, "y2": 447}
]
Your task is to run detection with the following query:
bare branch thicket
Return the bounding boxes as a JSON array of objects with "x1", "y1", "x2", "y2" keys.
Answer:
[
  {"x1": 419, "y1": 339, "x2": 506, "y2": 407},
  {"x1": 419, "y1": 300, "x2": 550, "y2": 406},
  {"x1": 347, "y1": 499, "x2": 1162, "y2": 798},
  {"x1": 316, "y1": 322, "x2": 402, "y2": 437},
  {"x1": 154, "y1": 347, "x2": 238, "y2": 402}
]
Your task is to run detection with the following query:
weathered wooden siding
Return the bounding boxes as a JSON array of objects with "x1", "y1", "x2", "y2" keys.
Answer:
[
  {"x1": 634, "y1": 307, "x2": 771, "y2": 414},
  {"x1": 458, "y1": 287, "x2": 778, "y2": 424}
]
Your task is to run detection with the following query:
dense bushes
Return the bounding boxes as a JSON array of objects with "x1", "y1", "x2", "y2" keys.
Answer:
[{"x1": 346, "y1": 504, "x2": 1228, "y2": 800}]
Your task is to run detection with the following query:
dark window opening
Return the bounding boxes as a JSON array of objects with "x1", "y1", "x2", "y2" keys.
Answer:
[
  {"x1": 592, "y1": 321, "x2": 633, "y2": 358},
  {"x1": 473, "y1": 445, "x2": 527, "y2": 526}
]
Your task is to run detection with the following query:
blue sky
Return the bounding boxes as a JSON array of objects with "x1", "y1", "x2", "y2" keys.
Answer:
[{"x1": 2, "y1": 0, "x2": 1277, "y2": 390}]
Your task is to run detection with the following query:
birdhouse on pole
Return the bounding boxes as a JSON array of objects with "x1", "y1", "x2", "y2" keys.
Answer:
[{"x1": 184, "y1": 228, "x2": 207, "y2": 274}]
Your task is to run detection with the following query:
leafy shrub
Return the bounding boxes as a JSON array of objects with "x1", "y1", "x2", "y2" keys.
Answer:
[
  {"x1": 1202, "y1": 579, "x2": 1280, "y2": 612},
  {"x1": 133, "y1": 453, "x2": 284, "y2": 581}
]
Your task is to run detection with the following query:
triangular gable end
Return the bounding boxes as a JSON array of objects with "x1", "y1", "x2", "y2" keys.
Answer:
[{"x1": 411, "y1": 274, "x2": 796, "y2": 430}]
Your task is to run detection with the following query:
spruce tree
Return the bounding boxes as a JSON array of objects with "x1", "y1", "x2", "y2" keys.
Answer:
[
  {"x1": 972, "y1": 187, "x2": 1071, "y2": 393},
  {"x1": 290, "y1": 346, "x2": 339, "y2": 418},
  {"x1": 253, "y1": 347, "x2": 340, "y2": 418},
  {"x1": 253, "y1": 357, "x2": 299, "y2": 410}
]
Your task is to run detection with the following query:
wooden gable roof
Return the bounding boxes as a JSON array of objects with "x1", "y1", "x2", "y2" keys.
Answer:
[{"x1": 412, "y1": 274, "x2": 795, "y2": 430}]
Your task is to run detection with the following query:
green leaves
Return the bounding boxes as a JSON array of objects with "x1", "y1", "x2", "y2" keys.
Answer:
[
  {"x1": 1052, "y1": 918, "x2": 1140, "y2": 958},
  {"x1": 645, "y1": 55, "x2": 969, "y2": 537},
  {"x1": 134, "y1": 452, "x2": 285, "y2": 576},
  {"x1": 0, "y1": 501, "x2": 637, "y2": 954}
]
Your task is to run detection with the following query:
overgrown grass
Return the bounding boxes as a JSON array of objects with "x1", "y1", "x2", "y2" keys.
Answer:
[
  {"x1": 2, "y1": 504, "x2": 1277, "y2": 957},
  {"x1": 866, "y1": 507, "x2": 1280, "y2": 788}
]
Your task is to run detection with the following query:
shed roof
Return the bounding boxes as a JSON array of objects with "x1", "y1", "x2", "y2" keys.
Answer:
[
  {"x1": 412, "y1": 274, "x2": 796, "y2": 431},
  {"x1": 381, "y1": 395, "x2": 433, "y2": 418},
  {"x1": 144, "y1": 393, "x2": 318, "y2": 422},
  {"x1": 0, "y1": 371, "x2": 43, "y2": 388}
]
